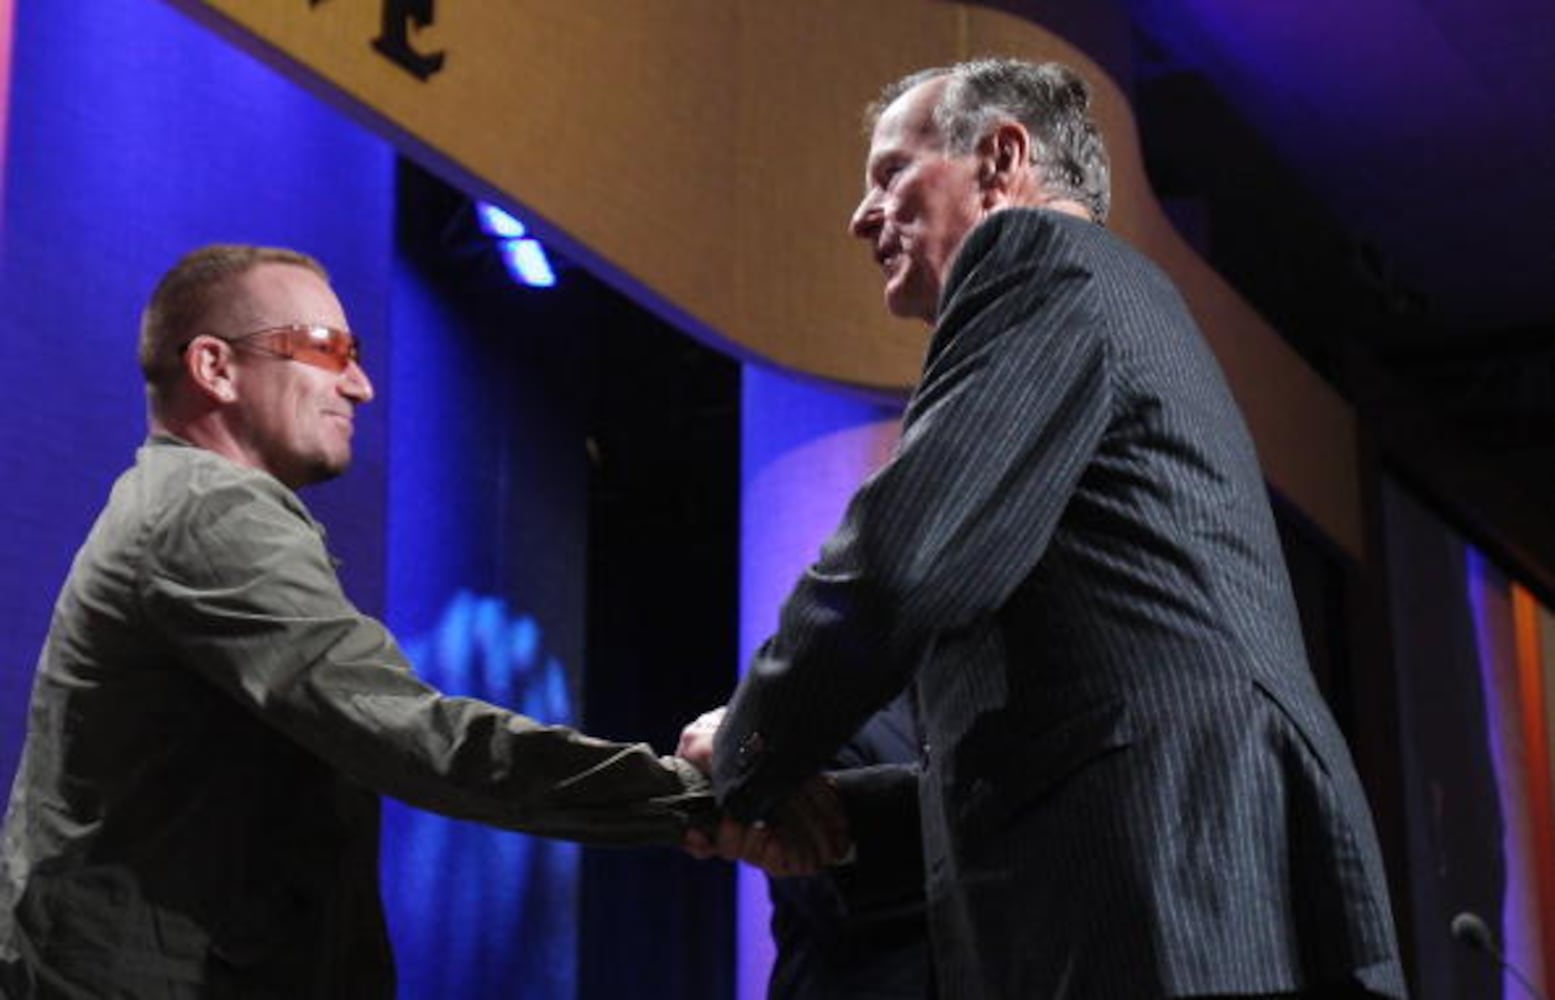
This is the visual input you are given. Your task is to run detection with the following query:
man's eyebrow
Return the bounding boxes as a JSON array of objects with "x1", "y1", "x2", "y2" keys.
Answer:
[{"x1": 866, "y1": 150, "x2": 903, "y2": 177}]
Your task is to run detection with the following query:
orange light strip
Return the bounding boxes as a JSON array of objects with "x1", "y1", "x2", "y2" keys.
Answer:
[{"x1": 1511, "y1": 584, "x2": 1554, "y2": 989}]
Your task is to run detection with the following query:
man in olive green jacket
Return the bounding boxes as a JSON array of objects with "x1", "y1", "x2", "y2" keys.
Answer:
[{"x1": 0, "y1": 244, "x2": 714, "y2": 998}]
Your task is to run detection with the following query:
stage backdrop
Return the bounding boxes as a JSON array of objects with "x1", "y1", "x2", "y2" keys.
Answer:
[
  {"x1": 1384, "y1": 479, "x2": 1555, "y2": 999},
  {"x1": 377, "y1": 161, "x2": 594, "y2": 998}
]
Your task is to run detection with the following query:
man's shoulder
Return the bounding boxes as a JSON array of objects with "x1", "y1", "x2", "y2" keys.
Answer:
[
  {"x1": 939, "y1": 208, "x2": 1150, "y2": 323},
  {"x1": 976, "y1": 208, "x2": 1136, "y2": 265},
  {"x1": 976, "y1": 209, "x2": 1187, "y2": 314},
  {"x1": 946, "y1": 209, "x2": 1112, "y2": 294},
  {"x1": 132, "y1": 437, "x2": 314, "y2": 539},
  {"x1": 137, "y1": 437, "x2": 293, "y2": 504}
]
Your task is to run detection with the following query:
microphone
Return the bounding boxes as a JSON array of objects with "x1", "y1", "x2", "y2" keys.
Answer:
[
  {"x1": 1451, "y1": 911, "x2": 1495, "y2": 951},
  {"x1": 1451, "y1": 911, "x2": 1549, "y2": 1000}
]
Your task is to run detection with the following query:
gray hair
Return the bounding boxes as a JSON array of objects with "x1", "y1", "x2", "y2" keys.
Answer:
[{"x1": 868, "y1": 58, "x2": 1111, "y2": 223}]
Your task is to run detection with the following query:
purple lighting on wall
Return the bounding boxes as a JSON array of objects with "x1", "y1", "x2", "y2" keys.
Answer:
[
  {"x1": 1464, "y1": 547, "x2": 1540, "y2": 1000},
  {"x1": 737, "y1": 363, "x2": 900, "y2": 1000}
]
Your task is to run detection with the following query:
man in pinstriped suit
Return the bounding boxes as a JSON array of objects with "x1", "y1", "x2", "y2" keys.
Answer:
[{"x1": 710, "y1": 60, "x2": 1406, "y2": 998}]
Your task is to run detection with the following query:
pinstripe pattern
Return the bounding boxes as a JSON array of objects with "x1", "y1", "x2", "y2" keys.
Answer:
[{"x1": 715, "y1": 209, "x2": 1405, "y2": 998}]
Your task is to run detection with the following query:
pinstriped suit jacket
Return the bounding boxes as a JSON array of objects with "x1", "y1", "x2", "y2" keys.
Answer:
[{"x1": 715, "y1": 209, "x2": 1405, "y2": 999}]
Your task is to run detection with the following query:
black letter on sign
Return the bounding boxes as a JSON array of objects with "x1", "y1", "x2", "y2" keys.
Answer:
[{"x1": 372, "y1": 0, "x2": 446, "y2": 81}]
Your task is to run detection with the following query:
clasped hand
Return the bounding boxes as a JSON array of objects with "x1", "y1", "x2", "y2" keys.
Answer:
[{"x1": 676, "y1": 707, "x2": 852, "y2": 878}]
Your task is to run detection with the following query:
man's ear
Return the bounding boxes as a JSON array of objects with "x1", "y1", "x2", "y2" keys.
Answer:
[
  {"x1": 977, "y1": 121, "x2": 1034, "y2": 207},
  {"x1": 183, "y1": 335, "x2": 238, "y2": 404}
]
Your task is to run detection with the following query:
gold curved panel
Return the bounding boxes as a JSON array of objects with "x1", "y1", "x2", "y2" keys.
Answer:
[{"x1": 165, "y1": 0, "x2": 1361, "y2": 556}]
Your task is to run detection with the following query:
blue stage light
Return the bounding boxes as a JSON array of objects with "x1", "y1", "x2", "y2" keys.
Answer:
[
  {"x1": 502, "y1": 237, "x2": 557, "y2": 288},
  {"x1": 475, "y1": 202, "x2": 526, "y2": 238},
  {"x1": 476, "y1": 202, "x2": 557, "y2": 287}
]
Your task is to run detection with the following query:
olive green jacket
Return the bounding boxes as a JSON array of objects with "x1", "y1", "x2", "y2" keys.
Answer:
[{"x1": 0, "y1": 435, "x2": 710, "y2": 998}]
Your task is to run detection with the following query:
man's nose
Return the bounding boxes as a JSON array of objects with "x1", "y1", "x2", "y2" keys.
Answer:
[
  {"x1": 339, "y1": 361, "x2": 375, "y2": 403},
  {"x1": 849, "y1": 195, "x2": 881, "y2": 239}
]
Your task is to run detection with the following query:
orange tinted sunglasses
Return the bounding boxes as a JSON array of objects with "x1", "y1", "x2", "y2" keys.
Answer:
[{"x1": 221, "y1": 324, "x2": 361, "y2": 374}]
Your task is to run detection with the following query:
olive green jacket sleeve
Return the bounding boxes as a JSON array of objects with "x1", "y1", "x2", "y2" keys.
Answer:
[{"x1": 137, "y1": 437, "x2": 710, "y2": 845}]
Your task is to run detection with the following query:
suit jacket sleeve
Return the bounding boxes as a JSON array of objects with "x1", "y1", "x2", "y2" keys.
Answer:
[
  {"x1": 138, "y1": 469, "x2": 712, "y2": 847},
  {"x1": 715, "y1": 209, "x2": 1113, "y2": 821}
]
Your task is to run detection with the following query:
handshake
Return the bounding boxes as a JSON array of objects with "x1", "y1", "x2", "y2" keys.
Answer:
[{"x1": 675, "y1": 707, "x2": 852, "y2": 878}]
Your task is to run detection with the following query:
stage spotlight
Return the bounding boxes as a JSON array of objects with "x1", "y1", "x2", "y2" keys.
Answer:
[
  {"x1": 475, "y1": 202, "x2": 526, "y2": 239},
  {"x1": 501, "y1": 237, "x2": 557, "y2": 288},
  {"x1": 475, "y1": 201, "x2": 557, "y2": 288}
]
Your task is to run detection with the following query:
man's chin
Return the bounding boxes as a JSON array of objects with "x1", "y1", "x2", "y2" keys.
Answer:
[
  {"x1": 884, "y1": 290, "x2": 935, "y2": 325},
  {"x1": 295, "y1": 455, "x2": 351, "y2": 490}
]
